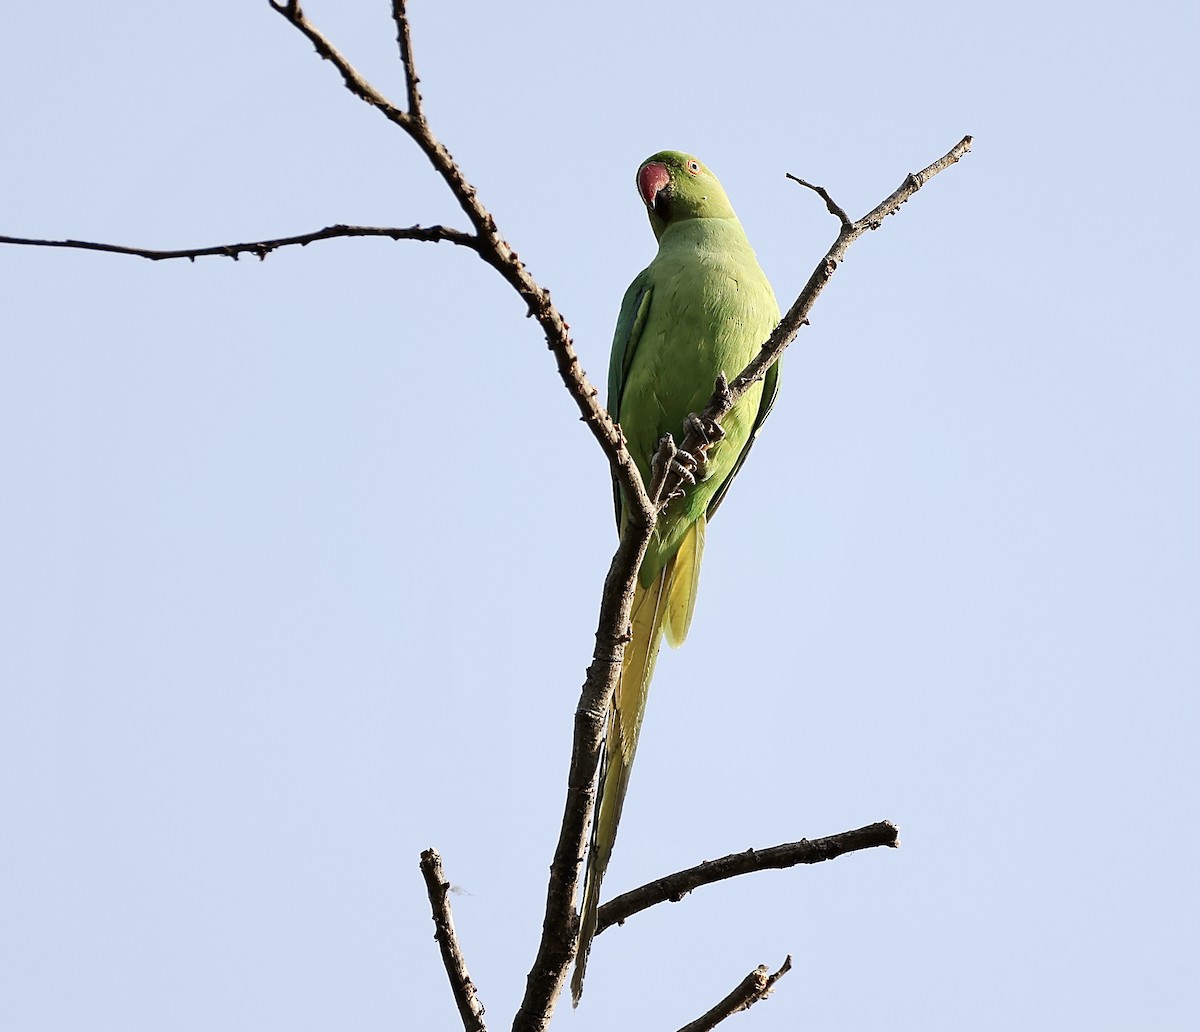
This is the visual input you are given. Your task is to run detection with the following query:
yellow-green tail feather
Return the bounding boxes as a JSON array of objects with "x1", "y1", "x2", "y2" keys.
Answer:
[
  {"x1": 665, "y1": 515, "x2": 704, "y2": 647},
  {"x1": 571, "y1": 518, "x2": 706, "y2": 1005}
]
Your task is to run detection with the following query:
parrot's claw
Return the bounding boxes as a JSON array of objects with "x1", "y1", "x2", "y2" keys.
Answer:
[
  {"x1": 672, "y1": 444, "x2": 710, "y2": 485},
  {"x1": 685, "y1": 412, "x2": 724, "y2": 447},
  {"x1": 669, "y1": 455, "x2": 697, "y2": 486}
]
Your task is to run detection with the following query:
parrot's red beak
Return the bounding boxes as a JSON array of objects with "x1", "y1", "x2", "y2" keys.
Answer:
[{"x1": 637, "y1": 161, "x2": 671, "y2": 213}]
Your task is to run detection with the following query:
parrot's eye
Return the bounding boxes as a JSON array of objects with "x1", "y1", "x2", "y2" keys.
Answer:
[{"x1": 686, "y1": 160, "x2": 701, "y2": 176}]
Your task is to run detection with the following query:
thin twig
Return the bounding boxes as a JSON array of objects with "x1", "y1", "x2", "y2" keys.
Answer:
[
  {"x1": 391, "y1": 0, "x2": 423, "y2": 117},
  {"x1": 0, "y1": 224, "x2": 477, "y2": 263},
  {"x1": 785, "y1": 174, "x2": 851, "y2": 227},
  {"x1": 420, "y1": 848, "x2": 488, "y2": 1032},
  {"x1": 597, "y1": 822, "x2": 899, "y2": 935},
  {"x1": 676, "y1": 957, "x2": 793, "y2": 1032},
  {"x1": 268, "y1": 1, "x2": 411, "y2": 126}
]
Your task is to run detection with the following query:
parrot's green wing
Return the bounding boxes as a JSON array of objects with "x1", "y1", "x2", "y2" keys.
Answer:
[
  {"x1": 607, "y1": 271, "x2": 778, "y2": 526},
  {"x1": 607, "y1": 271, "x2": 653, "y2": 523},
  {"x1": 705, "y1": 353, "x2": 781, "y2": 520}
]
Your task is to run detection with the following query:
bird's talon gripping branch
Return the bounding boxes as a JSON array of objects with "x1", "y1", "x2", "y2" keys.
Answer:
[
  {"x1": 675, "y1": 443, "x2": 713, "y2": 484},
  {"x1": 684, "y1": 412, "x2": 724, "y2": 447},
  {"x1": 669, "y1": 457, "x2": 697, "y2": 486}
]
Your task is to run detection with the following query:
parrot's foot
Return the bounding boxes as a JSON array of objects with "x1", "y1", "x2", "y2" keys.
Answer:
[
  {"x1": 649, "y1": 434, "x2": 702, "y2": 504},
  {"x1": 669, "y1": 446, "x2": 710, "y2": 493},
  {"x1": 669, "y1": 453, "x2": 698, "y2": 487},
  {"x1": 652, "y1": 414, "x2": 724, "y2": 508},
  {"x1": 671, "y1": 413, "x2": 722, "y2": 483}
]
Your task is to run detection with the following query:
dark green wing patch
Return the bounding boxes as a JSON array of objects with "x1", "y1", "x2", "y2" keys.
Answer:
[
  {"x1": 705, "y1": 354, "x2": 781, "y2": 521},
  {"x1": 608, "y1": 275, "x2": 653, "y2": 423},
  {"x1": 608, "y1": 273, "x2": 654, "y2": 525}
]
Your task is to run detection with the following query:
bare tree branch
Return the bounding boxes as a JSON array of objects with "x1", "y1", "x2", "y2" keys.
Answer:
[
  {"x1": 0, "y1": 224, "x2": 477, "y2": 263},
  {"x1": 262, "y1": 6, "x2": 658, "y2": 1027},
  {"x1": 676, "y1": 957, "x2": 793, "y2": 1032},
  {"x1": 2, "y1": 5, "x2": 971, "y2": 1028},
  {"x1": 267, "y1": 1, "x2": 411, "y2": 128},
  {"x1": 263, "y1": 7, "x2": 654, "y2": 1029},
  {"x1": 596, "y1": 821, "x2": 899, "y2": 936},
  {"x1": 0, "y1": 7, "x2": 652, "y2": 1024},
  {"x1": 420, "y1": 848, "x2": 488, "y2": 1032},
  {"x1": 265, "y1": 0, "x2": 645, "y2": 514},
  {"x1": 268, "y1": 0, "x2": 479, "y2": 235}
]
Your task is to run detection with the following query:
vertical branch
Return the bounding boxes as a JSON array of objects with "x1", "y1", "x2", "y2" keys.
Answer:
[
  {"x1": 265, "y1": 6, "x2": 667, "y2": 1027},
  {"x1": 510, "y1": 510, "x2": 656, "y2": 1032}
]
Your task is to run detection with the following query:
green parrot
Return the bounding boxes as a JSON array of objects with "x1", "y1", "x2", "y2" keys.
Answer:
[{"x1": 572, "y1": 151, "x2": 781, "y2": 1003}]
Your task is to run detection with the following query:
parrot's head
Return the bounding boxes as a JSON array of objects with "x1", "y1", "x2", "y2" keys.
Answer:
[{"x1": 636, "y1": 151, "x2": 737, "y2": 240}]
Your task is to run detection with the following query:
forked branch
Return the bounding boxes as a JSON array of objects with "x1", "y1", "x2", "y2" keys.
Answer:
[{"x1": 0, "y1": 5, "x2": 972, "y2": 1031}]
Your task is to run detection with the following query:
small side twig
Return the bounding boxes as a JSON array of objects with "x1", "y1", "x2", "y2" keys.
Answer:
[
  {"x1": 785, "y1": 174, "x2": 851, "y2": 227},
  {"x1": 597, "y1": 821, "x2": 899, "y2": 935},
  {"x1": 676, "y1": 956, "x2": 793, "y2": 1032},
  {"x1": 420, "y1": 848, "x2": 488, "y2": 1032}
]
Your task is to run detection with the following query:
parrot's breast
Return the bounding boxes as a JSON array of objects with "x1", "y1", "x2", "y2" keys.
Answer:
[{"x1": 620, "y1": 217, "x2": 779, "y2": 582}]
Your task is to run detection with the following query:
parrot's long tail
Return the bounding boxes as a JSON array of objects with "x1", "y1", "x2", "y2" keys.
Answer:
[{"x1": 571, "y1": 517, "x2": 705, "y2": 1006}]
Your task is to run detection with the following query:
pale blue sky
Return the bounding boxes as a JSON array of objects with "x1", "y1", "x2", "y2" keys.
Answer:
[{"x1": 2, "y1": 2, "x2": 1197, "y2": 1030}]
